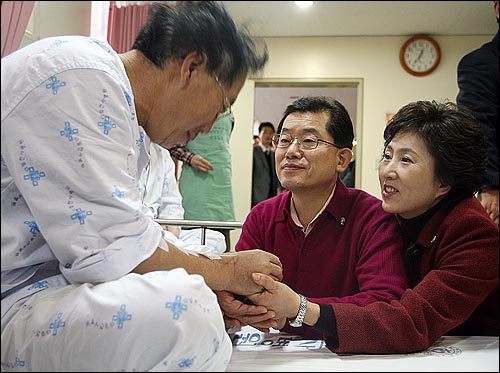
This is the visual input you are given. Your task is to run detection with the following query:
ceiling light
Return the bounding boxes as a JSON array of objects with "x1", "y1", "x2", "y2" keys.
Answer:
[{"x1": 295, "y1": 1, "x2": 313, "y2": 8}]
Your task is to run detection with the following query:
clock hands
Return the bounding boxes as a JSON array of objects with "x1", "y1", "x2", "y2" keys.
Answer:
[{"x1": 413, "y1": 48, "x2": 424, "y2": 65}]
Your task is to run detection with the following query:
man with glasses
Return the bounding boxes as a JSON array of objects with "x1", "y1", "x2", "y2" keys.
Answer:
[
  {"x1": 1, "y1": 2, "x2": 279, "y2": 371},
  {"x1": 219, "y1": 96, "x2": 407, "y2": 339}
]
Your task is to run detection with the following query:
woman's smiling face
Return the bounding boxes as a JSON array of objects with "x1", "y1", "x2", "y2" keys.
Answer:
[{"x1": 378, "y1": 131, "x2": 449, "y2": 219}]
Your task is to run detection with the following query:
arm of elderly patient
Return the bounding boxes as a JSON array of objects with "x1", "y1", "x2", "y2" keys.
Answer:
[{"x1": 133, "y1": 244, "x2": 283, "y2": 296}]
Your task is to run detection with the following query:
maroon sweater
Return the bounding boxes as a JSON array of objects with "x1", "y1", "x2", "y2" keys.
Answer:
[
  {"x1": 331, "y1": 196, "x2": 499, "y2": 353},
  {"x1": 236, "y1": 180, "x2": 407, "y2": 339}
]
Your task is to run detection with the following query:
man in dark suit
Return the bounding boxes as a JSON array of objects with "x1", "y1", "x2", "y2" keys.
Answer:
[
  {"x1": 456, "y1": 1, "x2": 499, "y2": 225},
  {"x1": 252, "y1": 122, "x2": 281, "y2": 207}
]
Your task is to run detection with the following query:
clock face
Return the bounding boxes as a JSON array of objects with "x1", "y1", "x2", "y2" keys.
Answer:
[{"x1": 400, "y1": 36, "x2": 441, "y2": 76}]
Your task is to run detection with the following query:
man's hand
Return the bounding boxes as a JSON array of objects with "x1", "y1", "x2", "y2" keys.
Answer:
[
  {"x1": 478, "y1": 187, "x2": 499, "y2": 225},
  {"x1": 246, "y1": 273, "x2": 300, "y2": 321},
  {"x1": 190, "y1": 154, "x2": 214, "y2": 172}
]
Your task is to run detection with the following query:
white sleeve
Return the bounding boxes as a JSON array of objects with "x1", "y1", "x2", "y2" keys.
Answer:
[
  {"x1": 1, "y1": 68, "x2": 161, "y2": 284},
  {"x1": 156, "y1": 146, "x2": 185, "y2": 220}
]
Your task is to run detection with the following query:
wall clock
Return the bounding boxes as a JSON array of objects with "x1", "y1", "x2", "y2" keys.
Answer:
[{"x1": 400, "y1": 35, "x2": 441, "y2": 77}]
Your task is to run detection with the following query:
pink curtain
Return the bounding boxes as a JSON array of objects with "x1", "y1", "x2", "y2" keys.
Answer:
[
  {"x1": 107, "y1": 1, "x2": 150, "y2": 53},
  {"x1": 1, "y1": 1, "x2": 35, "y2": 57}
]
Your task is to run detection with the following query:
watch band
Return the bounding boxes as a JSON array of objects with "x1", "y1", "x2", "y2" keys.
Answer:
[{"x1": 288, "y1": 294, "x2": 307, "y2": 327}]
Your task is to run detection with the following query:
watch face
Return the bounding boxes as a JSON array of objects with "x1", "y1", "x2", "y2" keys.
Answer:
[{"x1": 403, "y1": 38, "x2": 438, "y2": 73}]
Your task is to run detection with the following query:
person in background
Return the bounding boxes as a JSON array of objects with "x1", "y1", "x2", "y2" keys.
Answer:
[
  {"x1": 172, "y1": 114, "x2": 236, "y2": 252},
  {"x1": 169, "y1": 142, "x2": 214, "y2": 173},
  {"x1": 244, "y1": 101, "x2": 498, "y2": 354},
  {"x1": 1, "y1": 2, "x2": 280, "y2": 371},
  {"x1": 252, "y1": 134, "x2": 260, "y2": 145},
  {"x1": 456, "y1": 0, "x2": 499, "y2": 225},
  {"x1": 219, "y1": 96, "x2": 407, "y2": 339},
  {"x1": 252, "y1": 121, "x2": 282, "y2": 207},
  {"x1": 141, "y1": 142, "x2": 227, "y2": 254}
]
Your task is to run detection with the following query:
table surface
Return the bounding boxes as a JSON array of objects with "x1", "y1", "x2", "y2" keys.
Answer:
[{"x1": 226, "y1": 326, "x2": 499, "y2": 372}]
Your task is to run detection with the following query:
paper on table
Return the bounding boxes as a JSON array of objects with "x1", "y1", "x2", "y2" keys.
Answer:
[{"x1": 228, "y1": 326, "x2": 327, "y2": 351}]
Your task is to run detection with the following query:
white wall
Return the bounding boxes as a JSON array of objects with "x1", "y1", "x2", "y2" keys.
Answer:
[
  {"x1": 21, "y1": 1, "x2": 91, "y2": 48},
  {"x1": 19, "y1": 2, "x2": 494, "y2": 249}
]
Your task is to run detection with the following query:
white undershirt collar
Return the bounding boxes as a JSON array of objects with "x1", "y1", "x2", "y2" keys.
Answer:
[{"x1": 290, "y1": 185, "x2": 336, "y2": 236}]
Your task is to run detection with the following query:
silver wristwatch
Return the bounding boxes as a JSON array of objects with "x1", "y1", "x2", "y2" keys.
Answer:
[{"x1": 288, "y1": 294, "x2": 307, "y2": 327}]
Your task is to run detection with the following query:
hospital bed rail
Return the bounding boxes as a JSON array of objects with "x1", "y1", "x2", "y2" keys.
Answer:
[{"x1": 154, "y1": 219, "x2": 243, "y2": 246}]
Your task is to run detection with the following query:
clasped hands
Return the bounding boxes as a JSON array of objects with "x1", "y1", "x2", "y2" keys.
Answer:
[{"x1": 216, "y1": 250, "x2": 302, "y2": 332}]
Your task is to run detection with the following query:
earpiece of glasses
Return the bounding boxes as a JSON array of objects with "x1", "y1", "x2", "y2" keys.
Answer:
[{"x1": 213, "y1": 74, "x2": 232, "y2": 120}]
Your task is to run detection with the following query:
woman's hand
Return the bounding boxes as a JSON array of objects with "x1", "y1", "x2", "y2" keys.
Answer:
[{"x1": 190, "y1": 154, "x2": 214, "y2": 172}]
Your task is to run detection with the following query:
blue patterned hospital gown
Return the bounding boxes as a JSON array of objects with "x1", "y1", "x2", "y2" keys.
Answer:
[{"x1": 1, "y1": 36, "x2": 231, "y2": 371}]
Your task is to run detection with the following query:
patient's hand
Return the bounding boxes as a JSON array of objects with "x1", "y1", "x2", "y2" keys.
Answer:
[
  {"x1": 216, "y1": 290, "x2": 278, "y2": 332},
  {"x1": 221, "y1": 250, "x2": 283, "y2": 295}
]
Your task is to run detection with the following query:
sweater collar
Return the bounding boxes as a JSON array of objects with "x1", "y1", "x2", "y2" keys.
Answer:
[
  {"x1": 399, "y1": 198, "x2": 457, "y2": 249},
  {"x1": 399, "y1": 201, "x2": 444, "y2": 247},
  {"x1": 277, "y1": 179, "x2": 350, "y2": 227}
]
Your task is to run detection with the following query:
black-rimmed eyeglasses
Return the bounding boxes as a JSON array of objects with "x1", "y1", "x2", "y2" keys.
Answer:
[
  {"x1": 213, "y1": 74, "x2": 232, "y2": 121},
  {"x1": 272, "y1": 133, "x2": 343, "y2": 150}
]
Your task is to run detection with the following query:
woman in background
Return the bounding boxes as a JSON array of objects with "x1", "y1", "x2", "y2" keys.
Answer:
[{"x1": 177, "y1": 113, "x2": 236, "y2": 251}]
